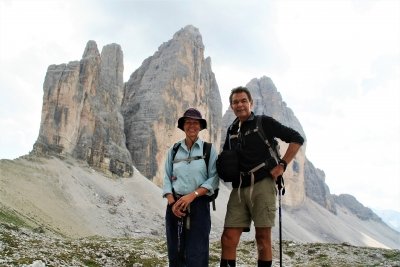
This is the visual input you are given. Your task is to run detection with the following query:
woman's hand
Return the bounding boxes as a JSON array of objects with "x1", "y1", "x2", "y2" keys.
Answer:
[
  {"x1": 173, "y1": 193, "x2": 196, "y2": 218},
  {"x1": 166, "y1": 194, "x2": 175, "y2": 206}
]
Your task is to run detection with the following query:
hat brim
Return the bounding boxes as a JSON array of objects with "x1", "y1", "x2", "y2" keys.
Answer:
[{"x1": 178, "y1": 117, "x2": 207, "y2": 131}]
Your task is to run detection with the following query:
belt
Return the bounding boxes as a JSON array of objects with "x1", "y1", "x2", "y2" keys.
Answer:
[{"x1": 238, "y1": 162, "x2": 266, "y2": 207}]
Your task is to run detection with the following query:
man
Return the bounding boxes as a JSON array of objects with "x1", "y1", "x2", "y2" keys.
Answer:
[{"x1": 220, "y1": 87, "x2": 304, "y2": 267}]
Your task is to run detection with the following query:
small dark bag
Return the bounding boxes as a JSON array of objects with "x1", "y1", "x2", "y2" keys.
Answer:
[{"x1": 216, "y1": 149, "x2": 240, "y2": 183}]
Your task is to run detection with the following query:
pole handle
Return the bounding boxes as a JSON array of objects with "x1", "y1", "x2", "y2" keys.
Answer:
[{"x1": 276, "y1": 175, "x2": 285, "y2": 195}]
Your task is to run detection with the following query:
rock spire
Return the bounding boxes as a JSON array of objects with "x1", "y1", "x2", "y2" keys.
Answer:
[
  {"x1": 122, "y1": 25, "x2": 222, "y2": 184},
  {"x1": 32, "y1": 41, "x2": 133, "y2": 177}
]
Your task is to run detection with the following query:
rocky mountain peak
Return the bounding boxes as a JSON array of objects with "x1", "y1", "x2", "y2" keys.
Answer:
[
  {"x1": 247, "y1": 76, "x2": 305, "y2": 138},
  {"x1": 334, "y1": 194, "x2": 382, "y2": 221},
  {"x1": 82, "y1": 40, "x2": 100, "y2": 59},
  {"x1": 172, "y1": 25, "x2": 204, "y2": 48},
  {"x1": 122, "y1": 25, "x2": 221, "y2": 185},
  {"x1": 32, "y1": 40, "x2": 132, "y2": 177},
  {"x1": 32, "y1": 27, "x2": 221, "y2": 184}
]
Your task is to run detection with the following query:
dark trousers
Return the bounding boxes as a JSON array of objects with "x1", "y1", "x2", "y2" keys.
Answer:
[{"x1": 165, "y1": 196, "x2": 211, "y2": 267}]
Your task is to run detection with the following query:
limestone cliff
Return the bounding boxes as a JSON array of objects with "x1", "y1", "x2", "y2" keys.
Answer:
[
  {"x1": 304, "y1": 157, "x2": 337, "y2": 214},
  {"x1": 122, "y1": 25, "x2": 222, "y2": 185},
  {"x1": 32, "y1": 41, "x2": 132, "y2": 177},
  {"x1": 334, "y1": 194, "x2": 382, "y2": 221},
  {"x1": 31, "y1": 26, "x2": 222, "y2": 183}
]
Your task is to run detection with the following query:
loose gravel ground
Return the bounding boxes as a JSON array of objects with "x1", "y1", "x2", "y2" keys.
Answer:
[{"x1": 1, "y1": 222, "x2": 399, "y2": 267}]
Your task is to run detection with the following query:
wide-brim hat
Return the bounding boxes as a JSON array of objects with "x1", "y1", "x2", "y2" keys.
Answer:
[{"x1": 177, "y1": 108, "x2": 207, "y2": 131}]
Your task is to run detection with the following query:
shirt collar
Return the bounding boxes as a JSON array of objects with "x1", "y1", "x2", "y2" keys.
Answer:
[
  {"x1": 233, "y1": 112, "x2": 255, "y2": 126},
  {"x1": 180, "y1": 138, "x2": 202, "y2": 151}
]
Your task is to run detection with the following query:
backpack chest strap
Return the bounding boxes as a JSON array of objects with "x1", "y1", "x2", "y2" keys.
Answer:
[
  {"x1": 173, "y1": 155, "x2": 205, "y2": 164},
  {"x1": 229, "y1": 125, "x2": 260, "y2": 140}
]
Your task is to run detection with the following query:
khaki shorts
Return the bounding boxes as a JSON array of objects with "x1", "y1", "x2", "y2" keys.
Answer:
[{"x1": 224, "y1": 177, "x2": 277, "y2": 228}]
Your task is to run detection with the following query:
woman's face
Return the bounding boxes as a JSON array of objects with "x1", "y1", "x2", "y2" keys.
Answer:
[{"x1": 183, "y1": 118, "x2": 201, "y2": 139}]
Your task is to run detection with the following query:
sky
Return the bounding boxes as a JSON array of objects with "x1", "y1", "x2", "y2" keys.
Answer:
[{"x1": 0, "y1": 0, "x2": 399, "y2": 213}]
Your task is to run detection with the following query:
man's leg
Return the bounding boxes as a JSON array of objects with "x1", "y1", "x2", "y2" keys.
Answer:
[
  {"x1": 255, "y1": 227, "x2": 272, "y2": 261},
  {"x1": 220, "y1": 227, "x2": 243, "y2": 266},
  {"x1": 252, "y1": 178, "x2": 276, "y2": 266}
]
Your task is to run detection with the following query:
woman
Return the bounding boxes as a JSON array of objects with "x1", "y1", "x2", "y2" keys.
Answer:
[{"x1": 163, "y1": 108, "x2": 219, "y2": 267}]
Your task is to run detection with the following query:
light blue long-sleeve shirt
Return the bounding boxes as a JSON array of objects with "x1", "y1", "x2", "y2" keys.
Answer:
[{"x1": 162, "y1": 138, "x2": 219, "y2": 197}]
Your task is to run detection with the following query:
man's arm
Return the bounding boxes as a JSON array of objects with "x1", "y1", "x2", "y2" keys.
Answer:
[
  {"x1": 281, "y1": 142, "x2": 302, "y2": 165},
  {"x1": 270, "y1": 142, "x2": 302, "y2": 180}
]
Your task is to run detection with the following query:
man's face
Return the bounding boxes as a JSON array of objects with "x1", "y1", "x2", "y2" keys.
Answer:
[{"x1": 231, "y1": 92, "x2": 253, "y2": 121}]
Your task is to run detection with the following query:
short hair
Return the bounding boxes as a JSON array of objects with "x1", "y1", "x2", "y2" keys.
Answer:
[{"x1": 229, "y1": 86, "x2": 253, "y2": 105}]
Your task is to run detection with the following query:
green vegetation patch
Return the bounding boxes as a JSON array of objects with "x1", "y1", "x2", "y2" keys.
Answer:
[{"x1": 0, "y1": 206, "x2": 29, "y2": 227}]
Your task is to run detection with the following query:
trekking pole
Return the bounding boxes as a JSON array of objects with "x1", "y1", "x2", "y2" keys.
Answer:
[
  {"x1": 277, "y1": 175, "x2": 285, "y2": 267},
  {"x1": 177, "y1": 217, "x2": 184, "y2": 267}
]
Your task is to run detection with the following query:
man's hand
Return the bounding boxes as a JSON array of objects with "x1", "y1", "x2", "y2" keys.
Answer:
[{"x1": 270, "y1": 164, "x2": 285, "y2": 181}]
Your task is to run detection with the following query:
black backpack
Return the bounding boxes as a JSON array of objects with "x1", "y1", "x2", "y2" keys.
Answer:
[{"x1": 171, "y1": 141, "x2": 219, "y2": 210}]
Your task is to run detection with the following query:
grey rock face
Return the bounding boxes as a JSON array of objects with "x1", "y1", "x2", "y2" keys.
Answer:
[
  {"x1": 247, "y1": 76, "x2": 305, "y2": 137},
  {"x1": 304, "y1": 158, "x2": 337, "y2": 214},
  {"x1": 334, "y1": 194, "x2": 382, "y2": 221},
  {"x1": 32, "y1": 41, "x2": 133, "y2": 177},
  {"x1": 31, "y1": 26, "x2": 222, "y2": 182},
  {"x1": 122, "y1": 25, "x2": 222, "y2": 184}
]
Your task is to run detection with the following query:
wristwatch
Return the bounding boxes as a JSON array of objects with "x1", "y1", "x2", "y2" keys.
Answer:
[
  {"x1": 194, "y1": 190, "x2": 199, "y2": 197},
  {"x1": 279, "y1": 159, "x2": 287, "y2": 172}
]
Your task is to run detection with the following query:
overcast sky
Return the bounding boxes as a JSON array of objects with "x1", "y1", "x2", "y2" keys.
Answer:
[{"x1": 1, "y1": 0, "x2": 399, "y2": 213}]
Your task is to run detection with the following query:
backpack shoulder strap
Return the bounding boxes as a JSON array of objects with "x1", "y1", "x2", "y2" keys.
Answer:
[
  {"x1": 256, "y1": 116, "x2": 280, "y2": 162},
  {"x1": 203, "y1": 141, "x2": 212, "y2": 174},
  {"x1": 203, "y1": 141, "x2": 218, "y2": 210},
  {"x1": 256, "y1": 116, "x2": 267, "y2": 145},
  {"x1": 257, "y1": 116, "x2": 285, "y2": 195},
  {"x1": 169, "y1": 142, "x2": 182, "y2": 198},
  {"x1": 171, "y1": 142, "x2": 181, "y2": 161}
]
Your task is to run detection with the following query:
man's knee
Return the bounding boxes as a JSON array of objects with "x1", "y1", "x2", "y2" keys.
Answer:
[
  {"x1": 255, "y1": 228, "x2": 272, "y2": 248},
  {"x1": 255, "y1": 232, "x2": 271, "y2": 242},
  {"x1": 221, "y1": 229, "x2": 241, "y2": 249},
  {"x1": 255, "y1": 227, "x2": 273, "y2": 259},
  {"x1": 255, "y1": 227, "x2": 271, "y2": 240}
]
